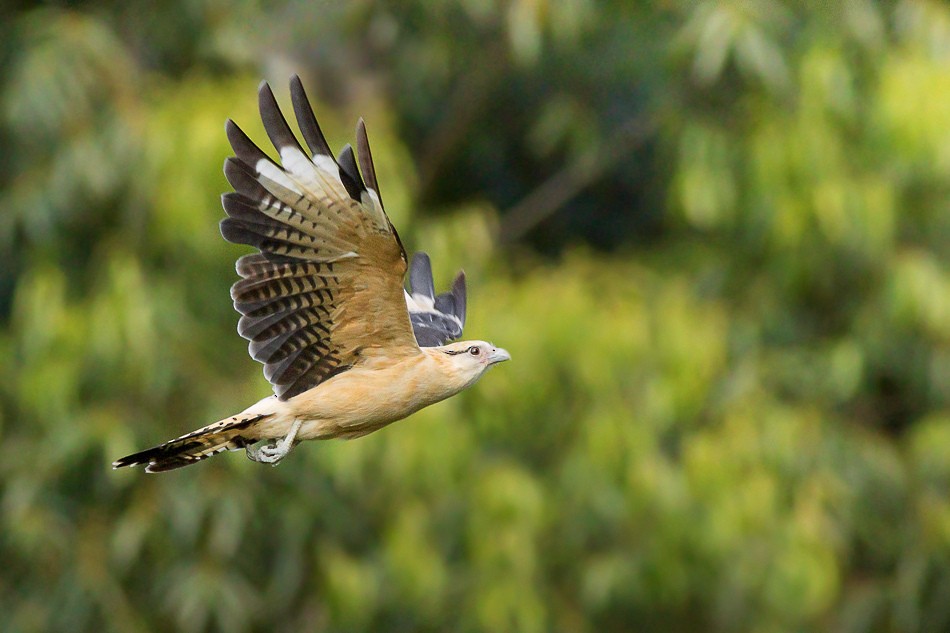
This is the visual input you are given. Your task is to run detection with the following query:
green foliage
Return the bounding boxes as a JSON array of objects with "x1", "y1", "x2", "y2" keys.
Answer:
[{"x1": 1, "y1": 2, "x2": 949, "y2": 632}]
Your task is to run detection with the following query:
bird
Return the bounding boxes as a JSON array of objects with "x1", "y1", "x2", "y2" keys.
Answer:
[{"x1": 113, "y1": 76, "x2": 509, "y2": 473}]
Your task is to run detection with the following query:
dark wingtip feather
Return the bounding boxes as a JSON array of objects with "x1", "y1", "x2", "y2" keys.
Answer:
[
  {"x1": 257, "y1": 80, "x2": 274, "y2": 108},
  {"x1": 226, "y1": 119, "x2": 270, "y2": 166},
  {"x1": 219, "y1": 218, "x2": 244, "y2": 245},
  {"x1": 356, "y1": 118, "x2": 382, "y2": 205},
  {"x1": 336, "y1": 144, "x2": 364, "y2": 201},
  {"x1": 433, "y1": 272, "x2": 465, "y2": 324},
  {"x1": 220, "y1": 218, "x2": 267, "y2": 249},
  {"x1": 223, "y1": 157, "x2": 269, "y2": 200},
  {"x1": 258, "y1": 81, "x2": 305, "y2": 157},
  {"x1": 452, "y1": 270, "x2": 467, "y2": 327},
  {"x1": 290, "y1": 75, "x2": 334, "y2": 158},
  {"x1": 221, "y1": 192, "x2": 277, "y2": 226},
  {"x1": 409, "y1": 252, "x2": 435, "y2": 299}
]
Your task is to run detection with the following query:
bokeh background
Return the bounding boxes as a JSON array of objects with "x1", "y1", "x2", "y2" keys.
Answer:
[{"x1": 2, "y1": 1, "x2": 949, "y2": 631}]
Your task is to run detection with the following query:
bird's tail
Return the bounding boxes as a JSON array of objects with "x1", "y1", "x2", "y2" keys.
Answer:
[{"x1": 112, "y1": 413, "x2": 273, "y2": 473}]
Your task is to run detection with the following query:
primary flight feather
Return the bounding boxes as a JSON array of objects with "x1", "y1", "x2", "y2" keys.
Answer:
[{"x1": 113, "y1": 76, "x2": 509, "y2": 472}]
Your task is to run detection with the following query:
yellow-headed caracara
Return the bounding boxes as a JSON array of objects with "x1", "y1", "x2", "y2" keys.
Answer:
[{"x1": 113, "y1": 76, "x2": 509, "y2": 473}]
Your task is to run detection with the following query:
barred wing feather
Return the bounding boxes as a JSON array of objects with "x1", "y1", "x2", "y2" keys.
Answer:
[{"x1": 220, "y1": 76, "x2": 418, "y2": 401}]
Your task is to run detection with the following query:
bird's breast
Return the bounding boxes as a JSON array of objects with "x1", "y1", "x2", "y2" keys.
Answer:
[{"x1": 287, "y1": 352, "x2": 463, "y2": 439}]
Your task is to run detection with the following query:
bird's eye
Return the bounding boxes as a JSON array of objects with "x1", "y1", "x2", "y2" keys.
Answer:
[{"x1": 469, "y1": 346, "x2": 480, "y2": 356}]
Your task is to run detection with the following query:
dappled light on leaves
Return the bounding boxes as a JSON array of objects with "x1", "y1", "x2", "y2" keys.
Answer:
[{"x1": 1, "y1": 2, "x2": 950, "y2": 632}]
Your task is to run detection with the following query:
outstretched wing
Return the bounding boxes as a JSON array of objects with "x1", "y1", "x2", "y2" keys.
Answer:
[
  {"x1": 221, "y1": 76, "x2": 419, "y2": 401},
  {"x1": 405, "y1": 252, "x2": 466, "y2": 346}
]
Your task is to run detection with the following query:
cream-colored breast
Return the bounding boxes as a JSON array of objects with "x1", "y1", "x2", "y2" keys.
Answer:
[{"x1": 287, "y1": 349, "x2": 470, "y2": 440}]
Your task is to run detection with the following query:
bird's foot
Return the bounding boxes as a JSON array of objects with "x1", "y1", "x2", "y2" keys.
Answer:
[{"x1": 245, "y1": 418, "x2": 302, "y2": 465}]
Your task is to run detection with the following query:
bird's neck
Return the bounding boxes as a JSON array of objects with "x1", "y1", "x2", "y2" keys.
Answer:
[{"x1": 419, "y1": 347, "x2": 482, "y2": 393}]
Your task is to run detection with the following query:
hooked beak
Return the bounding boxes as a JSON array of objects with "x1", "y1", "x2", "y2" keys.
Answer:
[{"x1": 488, "y1": 347, "x2": 511, "y2": 365}]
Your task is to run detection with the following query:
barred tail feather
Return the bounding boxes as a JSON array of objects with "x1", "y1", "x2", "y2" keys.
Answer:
[{"x1": 112, "y1": 413, "x2": 272, "y2": 473}]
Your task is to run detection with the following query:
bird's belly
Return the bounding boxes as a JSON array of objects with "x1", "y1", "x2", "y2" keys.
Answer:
[{"x1": 288, "y1": 361, "x2": 455, "y2": 440}]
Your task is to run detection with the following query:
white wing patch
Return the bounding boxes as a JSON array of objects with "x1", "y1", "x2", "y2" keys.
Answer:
[{"x1": 255, "y1": 158, "x2": 303, "y2": 196}]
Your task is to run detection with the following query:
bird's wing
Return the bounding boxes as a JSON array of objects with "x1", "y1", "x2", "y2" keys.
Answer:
[
  {"x1": 221, "y1": 76, "x2": 419, "y2": 401},
  {"x1": 405, "y1": 252, "x2": 467, "y2": 346}
]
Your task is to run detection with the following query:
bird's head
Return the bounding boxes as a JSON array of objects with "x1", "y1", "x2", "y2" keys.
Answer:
[{"x1": 436, "y1": 340, "x2": 510, "y2": 386}]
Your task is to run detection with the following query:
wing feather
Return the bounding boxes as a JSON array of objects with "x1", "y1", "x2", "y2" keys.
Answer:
[
  {"x1": 356, "y1": 118, "x2": 382, "y2": 205},
  {"x1": 289, "y1": 75, "x2": 334, "y2": 159},
  {"x1": 337, "y1": 144, "x2": 365, "y2": 200},
  {"x1": 406, "y1": 252, "x2": 467, "y2": 346},
  {"x1": 222, "y1": 77, "x2": 417, "y2": 400}
]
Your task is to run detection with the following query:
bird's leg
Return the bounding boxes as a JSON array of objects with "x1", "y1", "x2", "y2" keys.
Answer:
[{"x1": 245, "y1": 418, "x2": 302, "y2": 465}]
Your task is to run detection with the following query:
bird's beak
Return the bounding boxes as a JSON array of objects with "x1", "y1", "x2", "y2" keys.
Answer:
[{"x1": 489, "y1": 347, "x2": 511, "y2": 365}]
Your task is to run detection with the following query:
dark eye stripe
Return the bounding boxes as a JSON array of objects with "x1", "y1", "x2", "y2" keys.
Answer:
[{"x1": 443, "y1": 346, "x2": 481, "y2": 356}]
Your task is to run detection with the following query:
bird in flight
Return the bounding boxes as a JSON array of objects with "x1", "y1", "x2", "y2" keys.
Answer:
[{"x1": 113, "y1": 76, "x2": 509, "y2": 472}]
